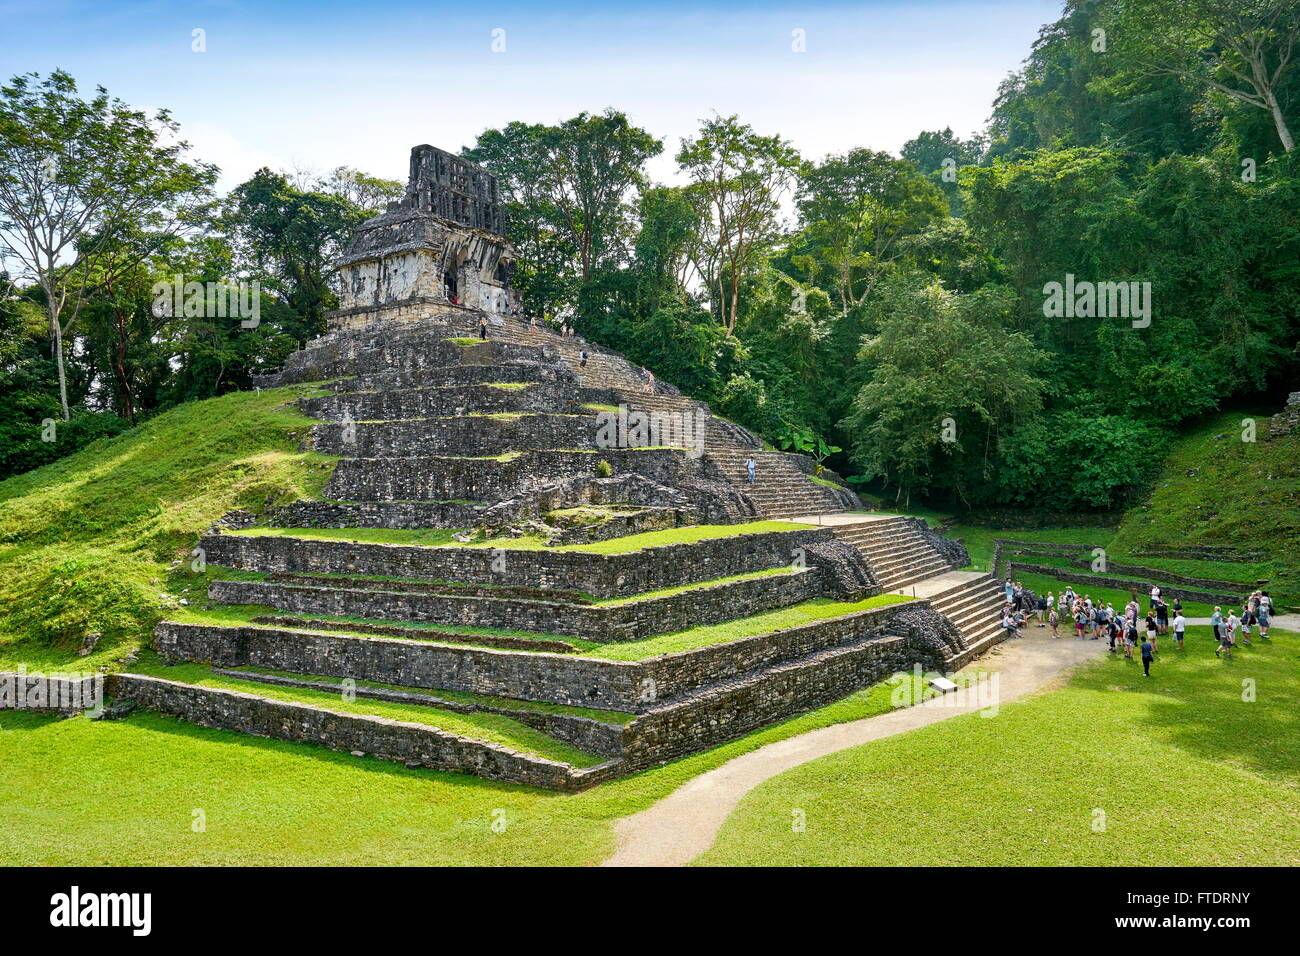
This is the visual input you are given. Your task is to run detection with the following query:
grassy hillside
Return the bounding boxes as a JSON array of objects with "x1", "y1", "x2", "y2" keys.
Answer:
[
  {"x1": 0, "y1": 387, "x2": 333, "y2": 670},
  {"x1": 1109, "y1": 410, "x2": 1299, "y2": 596}
]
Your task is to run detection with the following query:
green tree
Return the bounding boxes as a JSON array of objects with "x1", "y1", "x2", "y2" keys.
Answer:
[
  {"x1": 222, "y1": 168, "x2": 367, "y2": 338},
  {"x1": 676, "y1": 115, "x2": 803, "y2": 333},
  {"x1": 796, "y1": 149, "x2": 947, "y2": 312},
  {"x1": 1116, "y1": 0, "x2": 1299, "y2": 152},
  {"x1": 465, "y1": 110, "x2": 661, "y2": 319},
  {"x1": 0, "y1": 69, "x2": 216, "y2": 419},
  {"x1": 842, "y1": 279, "x2": 1046, "y2": 507}
]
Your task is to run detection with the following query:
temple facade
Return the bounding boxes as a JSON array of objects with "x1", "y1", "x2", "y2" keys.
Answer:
[{"x1": 331, "y1": 145, "x2": 519, "y2": 330}]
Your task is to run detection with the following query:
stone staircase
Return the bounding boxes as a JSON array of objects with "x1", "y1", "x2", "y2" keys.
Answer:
[
  {"x1": 818, "y1": 515, "x2": 1008, "y2": 660},
  {"x1": 831, "y1": 516, "x2": 954, "y2": 591},
  {"x1": 916, "y1": 572, "x2": 1008, "y2": 668}
]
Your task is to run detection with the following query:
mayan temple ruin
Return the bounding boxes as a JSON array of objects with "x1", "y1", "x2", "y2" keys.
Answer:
[{"x1": 108, "y1": 146, "x2": 1013, "y2": 789}]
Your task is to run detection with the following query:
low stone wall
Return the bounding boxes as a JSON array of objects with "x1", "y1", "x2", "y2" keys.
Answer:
[
  {"x1": 207, "y1": 567, "x2": 823, "y2": 642},
  {"x1": 339, "y1": 360, "x2": 573, "y2": 394},
  {"x1": 199, "y1": 526, "x2": 833, "y2": 599},
  {"x1": 264, "y1": 499, "x2": 486, "y2": 529},
  {"x1": 107, "y1": 673, "x2": 601, "y2": 790},
  {"x1": 154, "y1": 599, "x2": 928, "y2": 713},
  {"x1": 210, "y1": 668, "x2": 627, "y2": 758},
  {"x1": 1133, "y1": 545, "x2": 1262, "y2": 564},
  {"x1": 1006, "y1": 562, "x2": 1242, "y2": 605},
  {"x1": 1066, "y1": 557, "x2": 1257, "y2": 591},
  {"x1": 256, "y1": 330, "x2": 549, "y2": 388}
]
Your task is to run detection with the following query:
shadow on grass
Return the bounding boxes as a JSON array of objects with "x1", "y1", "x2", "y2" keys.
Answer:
[{"x1": 1076, "y1": 626, "x2": 1299, "y2": 786}]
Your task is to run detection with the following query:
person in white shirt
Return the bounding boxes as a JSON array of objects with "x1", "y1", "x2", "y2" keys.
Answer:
[{"x1": 1172, "y1": 611, "x2": 1186, "y2": 650}]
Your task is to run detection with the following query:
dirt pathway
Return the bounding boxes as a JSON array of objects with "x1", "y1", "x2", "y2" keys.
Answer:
[{"x1": 601, "y1": 630, "x2": 1109, "y2": 867}]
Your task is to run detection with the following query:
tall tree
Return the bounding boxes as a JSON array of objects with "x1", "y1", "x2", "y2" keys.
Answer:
[
  {"x1": 0, "y1": 69, "x2": 216, "y2": 419},
  {"x1": 466, "y1": 111, "x2": 661, "y2": 314},
  {"x1": 796, "y1": 149, "x2": 947, "y2": 312},
  {"x1": 1117, "y1": 0, "x2": 1298, "y2": 151},
  {"x1": 222, "y1": 168, "x2": 367, "y2": 337},
  {"x1": 676, "y1": 115, "x2": 803, "y2": 333}
]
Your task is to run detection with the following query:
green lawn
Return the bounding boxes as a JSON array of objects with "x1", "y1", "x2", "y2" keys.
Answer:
[
  {"x1": 696, "y1": 626, "x2": 1300, "y2": 866},
  {"x1": 584, "y1": 593, "x2": 912, "y2": 660},
  {"x1": 0, "y1": 668, "x2": 930, "y2": 866}
]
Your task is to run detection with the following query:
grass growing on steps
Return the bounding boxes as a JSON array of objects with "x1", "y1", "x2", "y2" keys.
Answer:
[
  {"x1": 0, "y1": 387, "x2": 335, "y2": 671},
  {"x1": 587, "y1": 593, "x2": 913, "y2": 661},
  {"x1": 171, "y1": 587, "x2": 909, "y2": 661},
  {"x1": 224, "y1": 520, "x2": 813, "y2": 554},
  {"x1": 168, "y1": 603, "x2": 604, "y2": 653},
  {"x1": 696, "y1": 627, "x2": 1300, "y2": 866},
  {"x1": 126, "y1": 651, "x2": 605, "y2": 768},
  {"x1": 225, "y1": 665, "x2": 637, "y2": 725},
  {"x1": 0, "y1": 666, "x2": 933, "y2": 865},
  {"x1": 589, "y1": 567, "x2": 799, "y2": 607}
]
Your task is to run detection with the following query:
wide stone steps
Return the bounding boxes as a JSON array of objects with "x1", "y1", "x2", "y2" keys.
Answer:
[{"x1": 923, "y1": 572, "x2": 1009, "y2": 664}]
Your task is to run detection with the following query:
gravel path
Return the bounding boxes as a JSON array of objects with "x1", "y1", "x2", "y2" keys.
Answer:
[{"x1": 601, "y1": 631, "x2": 1110, "y2": 867}]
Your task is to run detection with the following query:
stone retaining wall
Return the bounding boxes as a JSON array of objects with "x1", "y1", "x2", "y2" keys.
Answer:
[
  {"x1": 200, "y1": 526, "x2": 834, "y2": 599},
  {"x1": 623, "y1": 632, "x2": 945, "y2": 768},
  {"x1": 210, "y1": 669, "x2": 627, "y2": 758},
  {"x1": 1066, "y1": 557, "x2": 1257, "y2": 591},
  {"x1": 300, "y1": 382, "x2": 581, "y2": 421},
  {"x1": 257, "y1": 332, "x2": 550, "y2": 388},
  {"x1": 107, "y1": 673, "x2": 606, "y2": 790},
  {"x1": 1006, "y1": 562, "x2": 1242, "y2": 604},
  {"x1": 207, "y1": 567, "x2": 823, "y2": 642},
  {"x1": 313, "y1": 412, "x2": 603, "y2": 457},
  {"x1": 264, "y1": 499, "x2": 487, "y2": 529},
  {"x1": 154, "y1": 599, "x2": 929, "y2": 713},
  {"x1": 324, "y1": 447, "x2": 704, "y2": 502},
  {"x1": 337, "y1": 360, "x2": 572, "y2": 394}
]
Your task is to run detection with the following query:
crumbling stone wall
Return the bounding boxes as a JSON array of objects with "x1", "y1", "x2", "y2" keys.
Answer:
[{"x1": 107, "y1": 673, "x2": 593, "y2": 790}]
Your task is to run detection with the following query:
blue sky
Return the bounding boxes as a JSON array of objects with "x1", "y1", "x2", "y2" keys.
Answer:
[{"x1": 0, "y1": 0, "x2": 1063, "y2": 190}]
